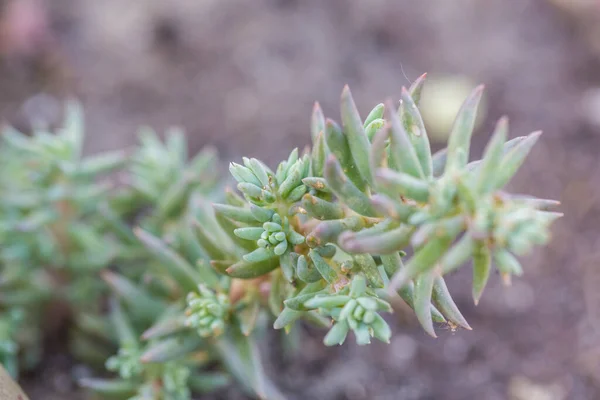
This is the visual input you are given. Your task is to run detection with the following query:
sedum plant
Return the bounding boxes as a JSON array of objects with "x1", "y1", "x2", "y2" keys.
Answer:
[
  {"x1": 207, "y1": 75, "x2": 560, "y2": 343},
  {"x1": 0, "y1": 73, "x2": 560, "y2": 399}
]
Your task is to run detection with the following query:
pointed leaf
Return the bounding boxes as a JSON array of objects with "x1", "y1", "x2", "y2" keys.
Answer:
[
  {"x1": 431, "y1": 147, "x2": 447, "y2": 177},
  {"x1": 324, "y1": 155, "x2": 378, "y2": 217},
  {"x1": 324, "y1": 118, "x2": 365, "y2": 191},
  {"x1": 341, "y1": 85, "x2": 372, "y2": 186},
  {"x1": 140, "y1": 335, "x2": 203, "y2": 363},
  {"x1": 400, "y1": 87, "x2": 432, "y2": 177},
  {"x1": 135, "y1": 228, "x2": 208, "y2": 291},
  {"x1": 408, "y1": 73, "x2": 427, "y2": 105},
  {"x1": 79, "y1": 378, "x2": 137, "y2": 397},
  {"x1": 440, "y1": 234, "x2": 475, "y2": 274},
  {"x1": 309, "y1": 249, "x2": 338, "y2": 284},
  {"x1": 370, "y1": 313, "x2": 392, "y2": 343},
  {"x1": 413, "y1": 272, "x2": 436, "y2": 337},
  {"x1": 386, "y1": 99, "x2": 424, "y2": 178},
  {"x1": 311, "y1": 130, "x2": 327, "y2": 177},
  {"x1": 338, "y1": 224, "x2": 413, "y2": 255},
  {"x1": 475, "y1": 116, "x2": 508, "y2": 194},
  {"x1": 109, "y1": 298, "x2": 137, "y2": 346},
  {"x1": 311, "y1": 102, "x2": 325, "y2": 142},
  {"x1": 226, "y1": 258, "x2": 279, "y2": 279},
  {"x1": 214, "y1": 204, "x2": 257, "y2": 224},
  {"x1": 239, "y1": 300, "x2": 260, "y2": 336},
  {"x1": 472, "y1": 241, "x2": 491, "y2": 305},
  {"x1": 142, "y1": 315, "x2": 187, "y2": 340},
  {"x1": 353, "y1": 254, "x2": 384, "y2": 288},
  {"x1": 432, "y1": 276, "x2": 471, "y2": 330},
  {"x1": 306, "y1": 216, "x2": 364, "y2": 247},
  {"x1": 101, "y1": 271, "x2": 166, "y2": 323},
  {"x1": 492, "y1": 131, "x2": 542, "y2": 190},
  {"x1": 376, "y1": 168, "x2": 430, "y2": 203},
  {"x1": 273, "y1": 307, "x2": 303, "y2": 330},
  {"x1": 444, "y1": 85, "x2": 484, "y2": 173},
  {"x1": 302, "y1": 177, "x2": 332, "y2": 193},
  {"x1": 301, "y1": 193, "x2": 345, "y2": 220},
  {"x1": 389, "y1": 235, "x2": 455, "y2": 291}
]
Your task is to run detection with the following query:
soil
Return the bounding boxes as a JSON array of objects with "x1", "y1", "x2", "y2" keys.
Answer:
[{"x1": 4, "y1": 0, "x2": 600, "y2": 399}]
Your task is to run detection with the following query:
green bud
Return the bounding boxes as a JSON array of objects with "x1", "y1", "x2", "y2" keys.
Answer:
[
  {"x1": 356, "y1": 297, "x2": 378, "y2": 311},
  {"x1": 263, "y1": 222, "x2": 282, "y2": 232},
  {"x1": 363, "y1": 103, "x2": 385, "y2": 129},
  {"x1": 230, "y1": 163, "x2": 262, "y2": 187},
  {"x1": 370, "y1": 313, "x2": 392, "y2": 343},
  {"x1": 185, "y1": 286, "x2": 230, "y2": 338},
  {"x1": 323, "y1": 320, "x2": 350, "y2": 346},
  {"x1": 234, "y1": 227, "x2": 265, "y2": 241},
  {"x1": 243, "y1": 247, "x2": 276, "y2": 263},
  {"x1": 273, "y1": 307, "x2": 304, "y2": 330},
  {"x1": 248, "y1": 158, "x2": 271, "y2": 187},
  {"x1": 279, "y1": 160, "x2": 306, "y2": 198},
  {"x1": 338, "y1": 299, "x2": 358, "y2": 321},
  {"x1": 354, "y1": 323, "x2": 371, "y2": 345},
  {"x1": 304, "y1": 295, "x2": 351, "y2": 309},
  {"x1": 274, "y1": 240, "x2": 288, "y2": 256},
  {"x1": 494, "y1": 248, "x2": 523, "y2": 277}
]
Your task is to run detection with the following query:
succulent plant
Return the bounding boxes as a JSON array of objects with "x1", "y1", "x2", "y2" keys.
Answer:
[
  {"x1": 0, "y1": 73, "x2": 559, "y2": 399},
  {"x1": 206, "y1": 74, "x2": 560, "y2": 345},
  {"x1": 185, "y1": 285, "x2": 230, "y2": 338}
]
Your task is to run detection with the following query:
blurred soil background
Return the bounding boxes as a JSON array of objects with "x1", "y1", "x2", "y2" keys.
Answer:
[{"x1": 2, "y1": 0, "x2": 600, "y2": 399}]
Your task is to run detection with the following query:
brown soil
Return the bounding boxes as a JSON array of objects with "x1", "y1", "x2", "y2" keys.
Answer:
[{"x1": 4, "y1": 0, "x2": 600, "y2": 399}]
